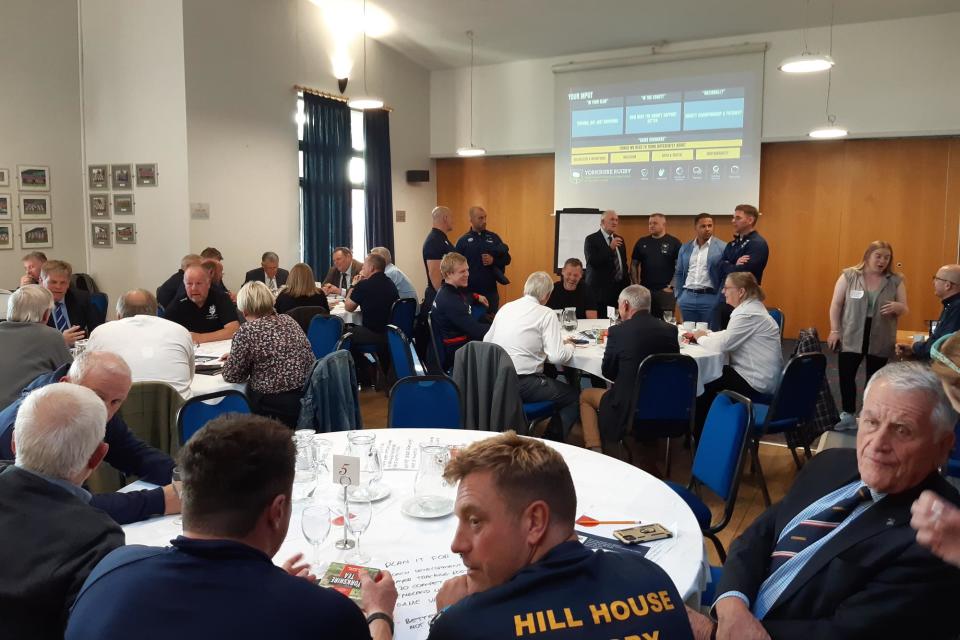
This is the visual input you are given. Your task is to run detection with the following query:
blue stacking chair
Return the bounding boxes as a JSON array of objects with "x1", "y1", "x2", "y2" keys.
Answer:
[
  {"x1": 426, "y1": 314, "x2": 449, "y2": 375},
  {"x1": 388, "y1": 375, "x2": 462, "y2": 428},
  {"x1": 667, "y1": 391, "x2": 753, "y2": 564},
  {"x1": 176, "y1": 390, "x2": 251, "y2": 445},
  {"x1": 751, "y1": 352, "x2": 827, "y2": 505},
  {"x1": 389, "y1": 298, "x2": 418, "y2": 345},
  {"x1": 307, "y1": 314, "x2": 345, "y2": 359},
  {"x1": 523, "y1": 400, "x2": 557, "y2": 435},
  {"x1": 767, "y1": 307, "x2": 785, "y2": 341},
  {"x1": 284, "y1": 305, "x2": 329, "y2": 333},
  {"x1": 386, "y1": 325, "x2": 417, "y2": 380},
  {"x1": 90, "y1": 292, "x2": 108, "y2": 320},
  {"x1": 628, "y1": 354, "x2": 699, "y2": 476}
]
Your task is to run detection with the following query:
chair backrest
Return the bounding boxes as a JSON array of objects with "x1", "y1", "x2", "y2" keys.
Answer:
[
  {"x1": 388, "y1": 375, "x2": 462, "y2": 428},
  {"x1": 767, "y1": 307, "x2": 785, "y2": 338},
  {"x1": 451, "y1": 341, "x2": 527, "y2": 432},
  {"x1": 120, "y1": 381, "x2": 184, "y2": 457},
  {"x1": 426, "y1": 314, "x2": 447, "y2": 375},
  {"x1": 692, "y1": 391, "x2": 753, "y2": 527},
  {"x1": 632, "y1": 354, "x2": 699, "y2": 437},
  {"x1": 177, "y1": 390, "x2": 251, "y2": 445},
  {"x1": 285, "y1": 305, "x2": 329, "y2": 333},
  {"x1": 389, "y1": 298, "x2": 417, "y2": 343},
  {"x1": 386, "y1": 324, "x2": 416, "y2": 379},
  {"x1": 307, "y1": 314, "x2": 345, "y2": 359},
  {"x1": 90, "y1": 292, "x2": 108, "y2": 320},
  {"x1": 763, "y1": 352, "x2": 827, "y2": 428}
]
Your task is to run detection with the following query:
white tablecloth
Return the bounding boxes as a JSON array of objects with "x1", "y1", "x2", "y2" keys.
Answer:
[
  {"x1": 189, "y1": 339, "x2": 245, "y2": 397},
  {"x1": 330, "y1": 300, "x2": 361, "y2": 326},
  {"x1": 562, "y1": 319, "x2": 724, "y2": 395},
  {"x1": 122, "y1": 429, "x2": 706, "y2": 637}
]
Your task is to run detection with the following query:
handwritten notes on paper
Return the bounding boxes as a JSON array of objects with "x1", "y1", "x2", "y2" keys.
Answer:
[
  {"x1": 377, "y1": 437, "x2": 445, "y2": 471},
  {"x1": 383, "y1": 552, "x2": 466, "y2": 639}
]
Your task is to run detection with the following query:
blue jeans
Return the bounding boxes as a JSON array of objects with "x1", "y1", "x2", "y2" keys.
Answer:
[{"x1": 677, "y1": 289, "x2": 720, "y2": 324}]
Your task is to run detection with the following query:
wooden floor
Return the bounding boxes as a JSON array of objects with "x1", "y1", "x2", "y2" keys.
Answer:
[{"x1": 358, "y1": 388, "x2": 801, "y2": 566}]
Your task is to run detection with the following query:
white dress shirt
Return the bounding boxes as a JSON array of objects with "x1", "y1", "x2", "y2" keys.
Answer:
[
  {"x1": 483, "y1": 294, "x2": 574, "y2": 375},
  {"x1": 696, "y1": 298, "x2": 782, "y2": 394},
  {"x1": 86, "y1": 315, "x2": 195, "y2": 397},
  {"x1": 684, "y1": 237, "x2": 713, "y2": 290}
]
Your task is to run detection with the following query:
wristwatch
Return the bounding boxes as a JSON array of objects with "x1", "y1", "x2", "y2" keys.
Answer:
[{"x1": 366, "y1": 612, "x2": 394, "y2": 635}]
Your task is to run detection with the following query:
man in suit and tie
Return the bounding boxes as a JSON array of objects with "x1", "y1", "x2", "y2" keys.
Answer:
[
  {"x1": 578, "y1": 285, "x2": 679, "y2": 453},
  {"x1": 243, "y1": 251, "x2": 288, "y2": 294},
  {"x1": 321, "y1": 247, "x2": 363, "y2": 297},
  {"x1": 687, "y1": 361, "x2": 960, "y2": 640},
  {"x1": 41, "y1": 260, "x2": 103, "y2": 346},
  {"x1": 674, "y1": 213, "x2": 727, "y2": 324},
  {"x1": 584, "y1": 210, "x2": 629, "y2": 319}
]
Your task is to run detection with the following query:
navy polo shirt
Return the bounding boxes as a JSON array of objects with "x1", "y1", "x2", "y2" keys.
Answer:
[
  {"x1": 350, "y1": 271, "x2": 399, "y2": 334},
  {"x1": 455, "y1": 229, "x2": 511, "y2": 295},
  {"x1": 422, "y1": 228, "x2": 454, "y2": 302},
  {"x1": 66, "y1": 537, "x2": 371, "y2": 640},
  {"x1": 163, "y1": 287, "x2": 238, "y2": 334}
]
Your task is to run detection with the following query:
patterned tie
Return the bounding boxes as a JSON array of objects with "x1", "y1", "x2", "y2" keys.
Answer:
[
  {"x1": 768, "y1": 485, "x2": 872, "y2": 573},
  {"x1": 53, "y1": 302, "x2": 69, "y2": 332},
  {"x1": 267, "y1": 276, "x2": 276, "y2": 292},
  {"x1": 610, "y1": 234, "x2": 623, "y2": 281}
]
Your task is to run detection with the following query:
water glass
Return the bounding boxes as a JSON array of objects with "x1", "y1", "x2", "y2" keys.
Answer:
[
  {"x1": 662, "y1": 310, "x2": 675, "y2": 324},
  {"x1": 171, "y1": 466, "x2": 183, "y2": 526},
  {"x1": 561, "y1": 307, "x2": 578, "y2": 332},
  {"x1": 301, "y1": 505, "x2": 332, "y2": 570},
  {"x1": 293, "y1": 436, "x2": 316, "y2": 502},
  {"x1": 346, "y1": 497, "x2": 373, "y2": 564}
]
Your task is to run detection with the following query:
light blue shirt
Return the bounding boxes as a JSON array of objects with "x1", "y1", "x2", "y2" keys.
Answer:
[{"x1": 385, "y1": 263, "x2": 417, "y2": 301}]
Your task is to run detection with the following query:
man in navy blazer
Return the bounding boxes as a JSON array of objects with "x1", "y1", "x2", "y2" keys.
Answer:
[
  {"x1": 688, "y1": 362, "x2": 960, "y2": 640},
  {"x1": 584, "y1": 210, "x2": 630, "y2": 319},
  {"x1": 243, "y1": 251, "x2": 288, "y2": 292},
  {"x1": 674, "y1": 213, "x2": 727, "y2": 324},
  {"x1": 715, "y1": 204, "x2": 769, "y2": 329},
  {"x1": 41, "y1": 260, "x2": 103, "y2": 345}
]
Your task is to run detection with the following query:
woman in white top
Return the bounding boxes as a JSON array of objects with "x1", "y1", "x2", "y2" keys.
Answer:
[{"x1": 691, "y1": 271, "x2": 783, "y2": 434}]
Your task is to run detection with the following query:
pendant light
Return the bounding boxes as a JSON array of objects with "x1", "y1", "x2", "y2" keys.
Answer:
[
  {"x1": 456, "y1": 30, "x2": 486, "y2": 157},
  {"x1": 347, "y1": 0, "x2": 383, "y2": 110},
  {"x1": 807, "y1": 2, "x2": 847, "y2": 138},
  {"x1": 779, "y1": 0, "x2": 835, "y2": 73}
]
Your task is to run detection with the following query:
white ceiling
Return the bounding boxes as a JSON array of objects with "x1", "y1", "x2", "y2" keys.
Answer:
[{"x1": 371, "y1": 0, "x2": 960, "y2": 69}]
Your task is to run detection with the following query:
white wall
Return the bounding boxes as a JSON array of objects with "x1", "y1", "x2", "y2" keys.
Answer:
[
  {"x1": 431, "y1": 12, "x2": 960, "y2": 156},
  {"x1": 0, "y1": 0, "x2": 85, "y2": 287},
  {"x1": 80, "y1": 0, "x2": 191, "y2": 314}
]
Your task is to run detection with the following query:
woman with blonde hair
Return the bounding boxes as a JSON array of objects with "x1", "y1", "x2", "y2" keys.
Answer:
[
  {"x1": 827, "y1": 241, "x2": 908, "y2": 429},
  {"x1": 274, "y1": 262, "x2": 329, "y2": 314}
]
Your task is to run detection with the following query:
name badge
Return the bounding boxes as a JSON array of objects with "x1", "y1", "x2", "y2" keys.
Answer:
[{"x1": 850, "y1": 290, "x2": 865, "y2": 300}]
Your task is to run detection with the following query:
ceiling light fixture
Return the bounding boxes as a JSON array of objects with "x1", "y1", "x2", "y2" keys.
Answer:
[
  {"x1": 456, "y1": 30, "x2": 486, "y2": 157},
  {"x1": 779, "y1": 0, "x2": 835, "y2": 74},
  {"x1": 808, "y1": 1, "x2": 847, "y2": 139},
  {"x1": 346, "y1": 0, "x2": 383, "y2": 110}
]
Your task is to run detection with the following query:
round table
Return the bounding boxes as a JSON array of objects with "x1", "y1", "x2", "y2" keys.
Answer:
[
  {"x1": 122, "y1": 429, "x2": 706, "y2": 638},
  {"x1": 562, "y1": 319, "x2": 724, "y2": 395}
]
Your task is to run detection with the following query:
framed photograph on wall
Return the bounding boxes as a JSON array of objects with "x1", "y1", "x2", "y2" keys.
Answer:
[
  {"x1": 89, "y1": 194, "x2": 109, "y2": 219},
  {"x1": 22, "y1": 223, "x2": 52, "y2": 248},
  {"x1": 18, "y1": 165, "x2": 50, "y2": 191},
  {"x1": 91, "y1": 222, "x2": 112, "y2": 248},
  {"x1": 111, "y1": 164, "x2": 132, "y2": 189},
  {"x1": 115, "y1": 222, "x2": 137, "y2": 244},
  {"x1": 88, "y1": 165, "x2": 109, "y2": 190},
  {"x1": 113, "y1": 193, "x2": 134, "y2": 215},
  {"x1": 0, "y1": 168, "x2": 9, "y2": 187},
  {"x1": 0, "y1": 193, "x2": 11, "y2": 220},
  {"x1": 20, "y1": 194, "x2": 51, "y2": 220},
  {"x1": 136, "y1": 163, "x2": 157, "y2": 187},
  {"x1": 0, "y1": 223, "x2": 13, "y2": 250}
]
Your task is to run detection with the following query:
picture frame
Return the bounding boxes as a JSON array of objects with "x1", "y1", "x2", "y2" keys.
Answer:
[
  {"x1": 22, "y1": 223, "x2": 52, "y2": 248},
  {"x1": 111, "y1": 164, "x2": 132, "y2": 189},
  {"x1": 88, "y1": 165, "x2": 109, "y2": 190},
  {"x1": 0, "y1": 193, "x2": 11, "y2": 220},
  {"x1": 0, "y1": 168, "x2": 9, "y2": 187},
  {"x1": 91, "y1": 222, "x2": 112, "y2": 248},
  {"x1": 0, "y1": 223, "x2": 13, "y2": 249},
  {"x1": 18, "y1": 165, "x2": 50, "y2": 192},
  {"x1": 20, "y1": 194, "x2": 51, "y2": 220},
  {"x1": 113, "y1": 193, "x2": 134, "y2": 215},
  {"x1": 89, "y1": 194, "x2": 110, "y2": 219},
  {"x1": 115, "y1": 222, "x2": 137, "y2": 244},
  {"x1": 136, "y1": 163, "x2": 158, "y2": 187}
]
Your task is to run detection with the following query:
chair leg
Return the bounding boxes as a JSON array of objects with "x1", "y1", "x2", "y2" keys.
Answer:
[
  {"x1": 803, "y1": 444, "x2": 813, "y2": 460},
  {"x1": 788, "y1": 445, "x2": 803, "y2": 470},
  {"x1": 664, "y1": 438, "x2": 672, "y2": 479},
  {"x1": 619, "y1": 438, "x2": 633, "y2": 464},
  {"x1": 751, "y1": 440, "x2": 772, "y2": 507},
  {"x1": 707, "y1": 531, "x2": 727, "y2": 564}
]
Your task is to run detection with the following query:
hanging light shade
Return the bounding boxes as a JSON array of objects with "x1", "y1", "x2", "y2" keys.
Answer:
[
  {"x1": 809, "y1": 116, "x2": 848, "y2": 138},
  {"x1": 456, "y1": 30, "x2": 486, "y2": 157},
  {"x1": 779, "y1": 52, "x2": 835, "y2": 73},
  {"x1": 347, "y1": 0, "x2": 383, "y2": 110}
]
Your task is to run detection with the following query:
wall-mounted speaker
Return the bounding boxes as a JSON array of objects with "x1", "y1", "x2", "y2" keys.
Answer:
[{"x1": 406, "y1": 170, "x2": 430, "y2": 183}]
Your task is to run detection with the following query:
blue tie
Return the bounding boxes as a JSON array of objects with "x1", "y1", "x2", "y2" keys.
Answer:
[{"x1": 53, "y1": 302, "x2": 69, "y2": 332}]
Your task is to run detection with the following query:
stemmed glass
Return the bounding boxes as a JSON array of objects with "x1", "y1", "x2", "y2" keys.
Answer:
[
  {"x1": 346, "y1": 497, "x2": 373, "y2": 563},
  {"x1": 171, "y1": 466, "x2": 183, "y2": 526},
  {"x1": 301, "y1": 505, "x2": 332, "y2": 570},
  {"x1": 663, "y1": 310, "x2": 675, "y2": 325}
]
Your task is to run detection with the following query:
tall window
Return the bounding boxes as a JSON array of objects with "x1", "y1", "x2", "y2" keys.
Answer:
[{"x1": 298, "y1": 94, "x2": 366, "y2": 261}]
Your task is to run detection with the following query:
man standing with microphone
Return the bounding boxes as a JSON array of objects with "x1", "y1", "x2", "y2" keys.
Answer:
[{"x1": 584, "y1": 210, "x2": 629, "y2": 319}]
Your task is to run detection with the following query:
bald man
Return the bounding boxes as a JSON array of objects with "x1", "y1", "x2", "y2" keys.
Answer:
[
  {"x1": 421, "y1": 206, "x2": 455, "y2": 320},
  {"x1": 455, "y1": 206, "x2": 511, "y2": 314},
  {"x1": 163, "y1": 265, "x2": 239, "y2": 344},
  {"x1": 584, "y1": 210, "x2": 630, "y2": 319},
  {"x1": 897, "y1": 264, "x2": 960, "y2": 360}
]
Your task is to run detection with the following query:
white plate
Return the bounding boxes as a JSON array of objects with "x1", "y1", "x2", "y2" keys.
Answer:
[
  {"x1": 347, "y1": 482, "x2": 391, "y2": 502},
  {"x1": 401, "y1": 496, "x2": 455, "y2": 519}
]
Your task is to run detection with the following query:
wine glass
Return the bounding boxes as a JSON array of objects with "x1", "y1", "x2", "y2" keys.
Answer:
[
  {"x1": 663, "y1": 309, "x2": 675, "y2": 325},
  {"x1": 346, "y1": 498, "x2": 373, "y2": 563},
  {"x1": 301, "y1": 505, "x2": 332, "y2": 570},
  {"x1": 171, "y1": 466, "x2": 183, "y2": 526}
]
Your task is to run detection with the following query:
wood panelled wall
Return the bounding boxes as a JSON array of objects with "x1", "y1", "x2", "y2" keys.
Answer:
[{"x1": 436, "y1": 138, "x2": 960, "y2": 338}]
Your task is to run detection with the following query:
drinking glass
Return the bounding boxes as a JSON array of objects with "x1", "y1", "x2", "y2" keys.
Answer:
[
  {"x1": 292, "y1": 436, "x2": 316, "y2": 502},
  {"x1": 662, "y1": 309, "x2": 675, "y2": 324},
  {"x1": 346, "y1": 497, "x2": 373, "y2": 563},
  {"x1": 301, "y1": 505, "x2": 332, "y2": 570},
  {"x1": 346, "y1": 431, "x2": 382, "y2": 500},
  {"x1": 171, "y1": 466, "x2": 183, "y2": 526},
  {"x1": 561, "y1": 307, "x2": 578, "y2": 332},
  {"x1": 311, "y1": 436, "x2": 334, "y2": 501},
  {"x1": 414, "y1": 444, "x2": 455, "y2": 516}
]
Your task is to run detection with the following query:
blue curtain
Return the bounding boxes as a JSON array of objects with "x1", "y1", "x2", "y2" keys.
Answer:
[
  {"x1": 363, "y1": 108, "x2": 395, "y2": 259},
  {"x1": 302, "y1": 93, "x2": 352, "y2": 275}
]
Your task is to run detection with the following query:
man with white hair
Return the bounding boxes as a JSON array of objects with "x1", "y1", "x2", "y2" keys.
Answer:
[
  {"x1": 0, "y1": 284, "x2": 72, "y2": 407},
  {"x1": 688, "y1": 361, "x2": 960, "y2": 640},
  {"x1": 370, "y1": 246, "x2": 417, "y2": 301},
  {"x1": 0, "y1": 351, "x2": 179, "y2": 524},
  {"x1": 483, "y1": 272, "x2": 579, "y2": 441},
  {"x1": 86, "y1": 289, "x2": 194, "y2": 397},
  {"x1": 0, "y1": 383, "x2": 124, "y2": 639}
]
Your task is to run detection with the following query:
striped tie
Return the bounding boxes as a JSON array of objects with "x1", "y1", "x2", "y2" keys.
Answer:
[
  {"x1": 768, "y1": 485, "x2": 872, "y2": 573},
  {"x1": 53, "y1": 302, "x2": 69, "y2": 332}
]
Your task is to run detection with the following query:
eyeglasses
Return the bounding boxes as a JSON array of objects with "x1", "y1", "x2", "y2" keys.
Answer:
[
  {"x1": 933, "y1": 275, "x2": 960, "y2": 285},
  {"x1": 931, "y1": 332, "x2": 960, "y2": 375}
]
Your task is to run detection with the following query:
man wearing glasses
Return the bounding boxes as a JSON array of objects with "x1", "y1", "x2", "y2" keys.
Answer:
[{"x1": 896, "y1": 264, "x2": 960, "y2": 360}]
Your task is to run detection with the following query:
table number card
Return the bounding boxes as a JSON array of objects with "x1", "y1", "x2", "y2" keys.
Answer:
[{"x1": 332, "y1": 455, "x2": 360, "y2": 486}]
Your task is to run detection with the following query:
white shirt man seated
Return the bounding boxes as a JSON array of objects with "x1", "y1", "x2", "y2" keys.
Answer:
[
  {"x1": 483, "y1": 271, "x2": 579, "y2": 441},
  {"x1": 86, "y1": 289, "x2": 194, "y2": 397}
]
